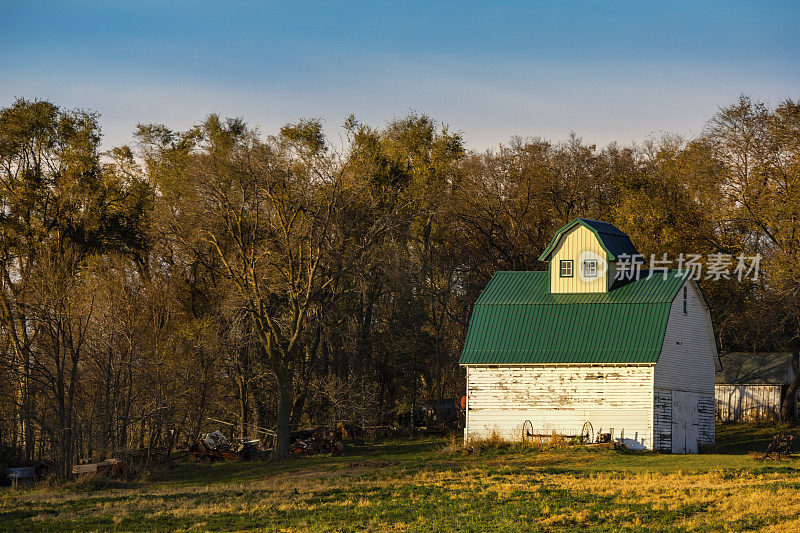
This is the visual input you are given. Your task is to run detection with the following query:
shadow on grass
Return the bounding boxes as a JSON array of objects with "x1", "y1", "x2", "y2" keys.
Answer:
[
  {"x1": 51, "y1": 424, "x2": 800, "y2": 492},
  {"x1": 152, "y1": 437, "x2": 444, "y2": 486},
  {"x1": 715, "y1": 421, "x2": 800, "y2": 455}
]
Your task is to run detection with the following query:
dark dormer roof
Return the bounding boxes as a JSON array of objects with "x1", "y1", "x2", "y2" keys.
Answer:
[{"x1": 538, "y1": 218, "x2": 639, "y2": 262}]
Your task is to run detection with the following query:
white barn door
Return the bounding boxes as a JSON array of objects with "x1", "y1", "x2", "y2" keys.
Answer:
[{"x1": 672, "y1": 391, "x2": 699, "y2": 454}]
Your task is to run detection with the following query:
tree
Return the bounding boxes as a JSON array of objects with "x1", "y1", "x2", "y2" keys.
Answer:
[
  {"x1": 0, "y1": 98, "x2": 148, "y2": 475},
  {"x1": 139, "y1": 116, "x2": 391, "y2": 457},
  {"x1": 702, "y1": 97, "x2": 800, "y2": 419}
]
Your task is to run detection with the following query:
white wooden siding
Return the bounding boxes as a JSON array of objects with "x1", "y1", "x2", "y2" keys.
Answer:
[
  {"x1": 654, "y1": 280, "x2": 717, "y2": 394},
  {"x1": 715, "y1": 384, "x2": 783, "y2": 421},
  {"x1": 465, "y1": 365, "x2": 654, "y2": 449},
  {"x1": 653, "y1": 390, "x2": 714, "y2": 453},
  {"x1": 697, "y1": 394, "x2": 715, "y2": 446},
  {"x1": 653, "y1": 389, "x2": 672, "y2": 452},
  {"x1": 653, "y1": 279, "x2": 717, "y2": 451}
]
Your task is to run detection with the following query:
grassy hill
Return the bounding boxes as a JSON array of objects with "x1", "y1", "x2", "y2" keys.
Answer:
[{"x1": 1, "y1": 424, "x2": 799, "y2": 532}]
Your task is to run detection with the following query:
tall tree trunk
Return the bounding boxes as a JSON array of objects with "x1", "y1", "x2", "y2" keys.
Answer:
[
  {"x1": 16, "y1": 369, "x2": 29, "y2": 460},
  {"x1": 781, "y1": 351, "x2": 800, "y2": 421},
  {"x1": 16, "y1": 349, "x2": 34, "y2": 462},
  {"x1": 276, "y1": 379, "x2": 293, "y2": 459},
  {"x1": 238, "y1": 379, "x2": 249, "y2": 439},
  {"x1": 119, "y1": 350, "x2": 134, "y2": 449}
]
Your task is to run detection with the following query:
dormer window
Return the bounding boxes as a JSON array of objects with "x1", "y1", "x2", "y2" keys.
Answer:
[
  {"x1": 541, "y1": 218, "x2": 638, "y2": 294},
  {"x1": 583, "y1": 259, "x2": 598, "y2": 278},
  {"x1": 559, "y1": 260, "x2": 573, "y2": 277}
]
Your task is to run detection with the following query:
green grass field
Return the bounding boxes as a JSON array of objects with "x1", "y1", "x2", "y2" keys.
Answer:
[{"x1": 2, "y1": 423, "x2": 800, "y2": 532}]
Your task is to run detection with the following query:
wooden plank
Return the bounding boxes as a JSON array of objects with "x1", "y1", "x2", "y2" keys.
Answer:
[
  {"x1": 466, "y1": 365, "x2": 654, "y2": 449},
  {"x1": 714, "y1": 384, "x2": 781, "y2": 422},
  {"x1": 654, "y1": 281, "x2": 716, "y2": 395}
]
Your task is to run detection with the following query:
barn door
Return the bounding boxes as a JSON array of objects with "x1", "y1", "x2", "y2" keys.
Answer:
[
  {"x1": 671, "y1": 392, "x2": 687, "y2": 454},
  {"x1": 672, "y1": 391, "x2": 699, "y2": 454}
]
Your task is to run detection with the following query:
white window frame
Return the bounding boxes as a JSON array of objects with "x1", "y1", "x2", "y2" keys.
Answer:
[
  {"x1": 559, "y1": 260, "x2": 573, "y2": 277},
  {"x1": 583, "y1": 259, "x2": 598, "y2": 278}
]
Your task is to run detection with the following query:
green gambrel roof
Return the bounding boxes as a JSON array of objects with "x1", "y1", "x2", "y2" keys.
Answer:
[
  {"x1": 459, "y1": 270, "x2": 690, "y2": 365},
  {"x1": 538, "y1": 218, "x2": 639, "y2": 261}
]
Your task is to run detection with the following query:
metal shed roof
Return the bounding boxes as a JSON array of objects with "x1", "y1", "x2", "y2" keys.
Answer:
[
  {"x1": 716, "y1": 352, "x2": 797, "y2": 385},
  {"x1": 459, "y1": 270, "x2": 690, "y2": 365},
  {"x1": 538, "y1": 218, "x2": 639, "y2": 261}
]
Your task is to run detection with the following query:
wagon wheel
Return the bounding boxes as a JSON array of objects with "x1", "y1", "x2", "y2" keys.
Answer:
[
  {"x1": 522, "y1": 420, "x2": 534, "y2": 443},
  {"x1": 581, "y1": 421, "x2": 594, "y2": 444}
]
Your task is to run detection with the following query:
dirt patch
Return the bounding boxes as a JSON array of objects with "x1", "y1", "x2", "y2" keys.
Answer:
[{"x1": 346, "y1": 460, "x2": 401, "y2": 468}]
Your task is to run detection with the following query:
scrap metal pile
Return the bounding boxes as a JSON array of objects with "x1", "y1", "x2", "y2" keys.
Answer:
[
  {"x1": 189, "y1": 430, "x2": 266, "y2": 462},
  {"x1": 289, "y1": 428, "x2": 346, "y2": 456},
  {"x1": 189, "y1": 426, "x2": 352, "y2": 461}
]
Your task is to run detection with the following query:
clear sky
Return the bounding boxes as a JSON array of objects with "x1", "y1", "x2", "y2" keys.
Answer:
[{"x1": 1, "y1": 1, "x2": 798, "y2": 150}]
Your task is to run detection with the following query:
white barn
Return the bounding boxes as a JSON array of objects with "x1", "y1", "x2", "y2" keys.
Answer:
[{"x1": 459, "y1": 218, "x2": 720, "y2": 453}]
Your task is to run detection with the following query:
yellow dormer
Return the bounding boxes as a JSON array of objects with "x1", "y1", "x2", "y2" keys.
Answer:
[{"x1": 538, "y1": 218, "x2": 638, "y2": 294}]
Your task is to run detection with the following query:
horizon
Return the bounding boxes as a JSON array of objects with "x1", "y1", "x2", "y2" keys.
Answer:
[{"x1": 2, "y1": 1, "x2": 798, "y2": 151}]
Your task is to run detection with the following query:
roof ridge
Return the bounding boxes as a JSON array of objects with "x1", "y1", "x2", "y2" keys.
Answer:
[{"x1": 538, "y1": 218, "x2": 638, "y2": 261}]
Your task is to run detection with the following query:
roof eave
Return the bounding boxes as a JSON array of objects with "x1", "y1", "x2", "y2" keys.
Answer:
[
  {"x1": 538, "y1": 218, "x2": 617, "y2": 262},
  {"x1": 460, "y1": 362, "x2": 657, "y2": 367}
]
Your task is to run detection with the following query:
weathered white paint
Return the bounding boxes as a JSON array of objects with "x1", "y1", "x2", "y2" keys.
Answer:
[
  {"x1": 652, "y1": 279, "x2": 718, "y2": 451},
  {"x1": 671, "y1": 391, "x2": 698, "y2": 453},
  {"x1": 654, "y1": 280, "x2": 718, "y2": 394},
  {"x1": 548, "y1": 225, "x2": 612, "y2": 293},
  {"x1": 465, "y1": 365, "x2": 655, "y2": 449},
  {"x1": 715, "y1": 384, "x2": 783, "y2": 421},
  {"x1": 697, "y1": 395, "x2": 716, "y2": 447},
  {"x1": 463, "y1": 279, "x2": 718, "y2": 454},
  {"x1": 653, "y1": 389, "x2": 672, "y2": 452}
]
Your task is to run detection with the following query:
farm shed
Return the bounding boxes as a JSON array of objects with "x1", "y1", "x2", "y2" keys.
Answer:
[
  {"x1": 715, "y1": 352, "x2": 798, "y2": 422},
  {"x1": 459, "y1": 218, "x2": 720, "y2": 453}
]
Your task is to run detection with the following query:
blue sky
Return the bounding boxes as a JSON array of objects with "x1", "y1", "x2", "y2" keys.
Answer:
[{"x1": 1, "y1": 1, "x2": 798, "y2": 150}]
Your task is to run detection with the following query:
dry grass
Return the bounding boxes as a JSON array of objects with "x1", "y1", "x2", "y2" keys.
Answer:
[
  {"x1": 460, "y1": 430, "x2": 573, "y2": 455},
  {"x1": 1, "y1": 425, "x2": 799, "y2": 531}
]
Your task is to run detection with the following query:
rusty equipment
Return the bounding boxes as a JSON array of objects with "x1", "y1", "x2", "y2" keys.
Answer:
[
  {"x1": 522, "y1": 420, "x2": 596, "y2": 445},
  {"x1": 750, "y1": 433, "x2": 795, "y2": 462},
  {"x1": 289, "y1": 428, "x2": 345, "y2": 456},
  {"x1": 580, "y1": 421, "x2": 594, "y2": 444},
  {"x1": 186, "y1": 418, "x2": 277, "y2": 462},
  {"x1": 189, "y1": 430, "x2": 266, "y2": 462},
  {"x1": 522, "y1": 420, "x2": 534, "y2": 443},
  {"x1": 190, "y1": 421, "x2": 352, "y2": 461},
  {"x1": 190, "y1": 430, "x2": 238, "y2": 462}
]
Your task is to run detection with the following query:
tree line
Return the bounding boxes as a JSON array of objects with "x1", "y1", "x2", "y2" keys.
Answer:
[{"x1": 0, "y1": 96, "x2": 798, "y2": 475}]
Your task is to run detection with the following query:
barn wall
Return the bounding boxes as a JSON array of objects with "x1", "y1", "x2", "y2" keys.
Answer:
[
  {"x1": 465, "y1": 364, "x2": 654, "y2": 449},
  {"x1": 654, "y1": 279, "x2": 717, "y2": 451},
  {"x1": 654, "y1": 280, "x2": 717, "y2": 395},
  {"x1": 549, "y1": 225, "x2": 609, "y2": 293},
  {"x1": 697, "y1": 394, "x2": 715, "y2": 446},
  {"x1": 653, "y1": 389, "x2": 672, "y2": 452},
  {"x1": 715, "y1": 384, "x2": 783, "y2": 421}
]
